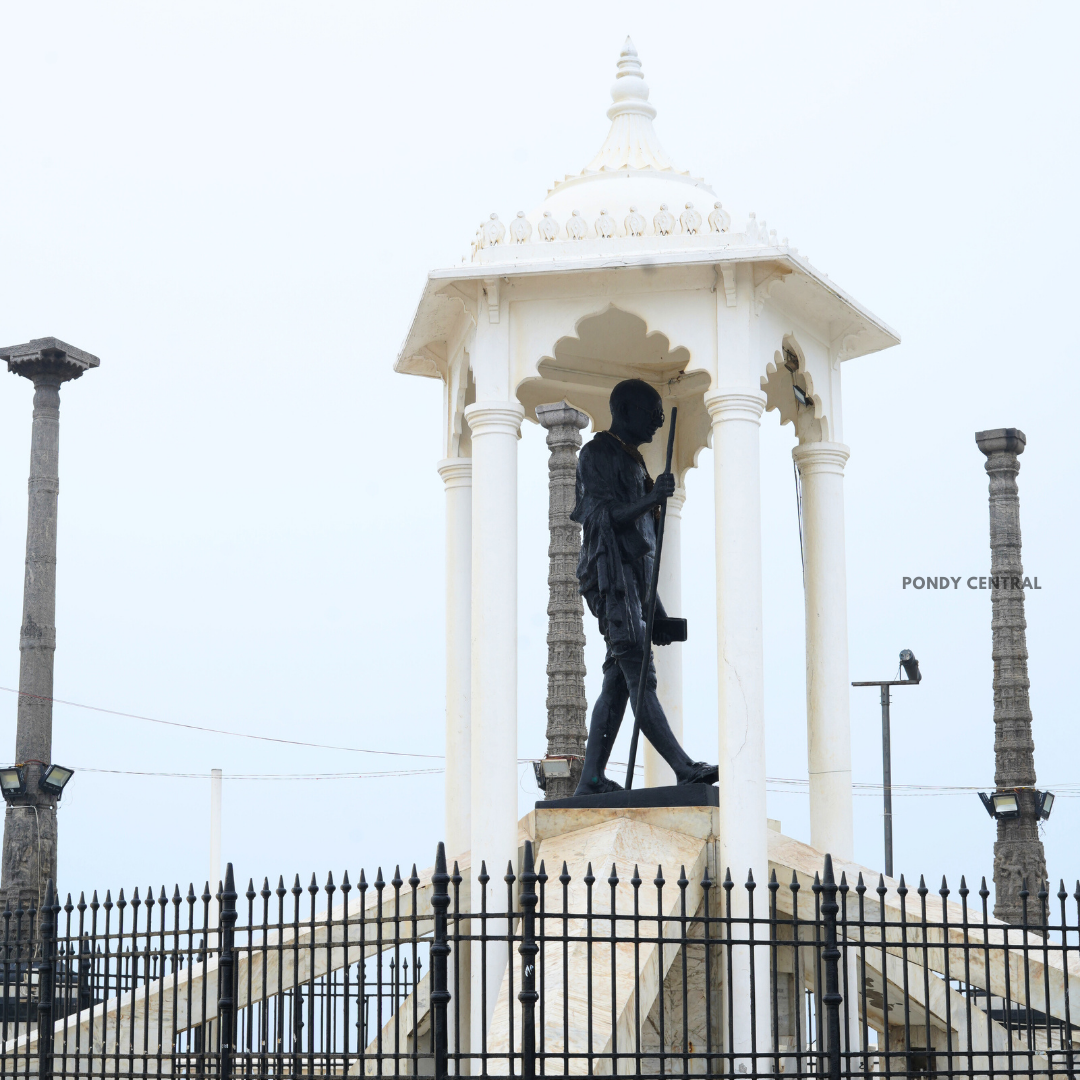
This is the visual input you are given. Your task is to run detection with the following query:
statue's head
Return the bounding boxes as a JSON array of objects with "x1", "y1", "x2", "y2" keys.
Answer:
[{"x1": 609, "y1": 379, "x2": 664, "y2": 444}]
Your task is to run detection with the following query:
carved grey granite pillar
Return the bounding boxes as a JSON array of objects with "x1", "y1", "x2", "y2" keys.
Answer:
[
  {"x1": 976, "y1": 427, "x2": 1047, "y2": 924},
  {"x1": 536, "y1": 402, "x2": 589, "y2": 799},
  {"x1": 0, "y1": 338, "x2": 99, "y2": 913}
]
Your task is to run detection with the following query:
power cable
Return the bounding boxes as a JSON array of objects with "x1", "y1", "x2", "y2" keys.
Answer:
[{"x1": 0, "y1": 686, "x2": 445, "y2": 760}]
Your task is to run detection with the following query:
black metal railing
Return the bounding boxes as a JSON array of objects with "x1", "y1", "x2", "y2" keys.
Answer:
[{"x1": 2, "y1": 844, "x2": 1077, "y2": 1078}]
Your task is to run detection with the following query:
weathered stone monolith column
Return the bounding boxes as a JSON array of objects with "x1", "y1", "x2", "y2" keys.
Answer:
[
  {"x1": 535, "y1": 402, "x2": 589, "y2": 798},
  {"x1": 976, "y1": 427, "x2": 1047, "y2": 924},
  {"x1": 0, "y1": 338, "x2": 99, "y2": 914}
]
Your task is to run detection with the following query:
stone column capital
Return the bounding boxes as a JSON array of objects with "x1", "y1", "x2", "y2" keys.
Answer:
[
  {"x1": 437, "y1": 458, "x2": 473, "y2": 489},
  {"x1": 666, "y1": 487, "x2": 687, "y2": 516},
  {"x1": 1, "y1": 337, "x2": 99, "y2": 385},
  {"x1": 792, "y1": 441, "x2": 851, "y2": 476},
  {"x1": 535, "y1": 401, "x2": 590, "y2": 431},
  {"x1": 976, "y1": 428, "x2": 1026, "y2": 457},
  {"x1": 464, "y1": 400, "x2": 525, "y2": 439},
  {"x1": 703, "y1": 388, "x2": 767, "y2": 424}
]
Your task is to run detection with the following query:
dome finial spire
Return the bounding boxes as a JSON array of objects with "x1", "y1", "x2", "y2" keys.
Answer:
[
  {"x1": 584, "y1": 38, "x2": 679, "y2": 173},
  {"x1": 608, "y1": 36, "x2": 656, "y2": 121}
]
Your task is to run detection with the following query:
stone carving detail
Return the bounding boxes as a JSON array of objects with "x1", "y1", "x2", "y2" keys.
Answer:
[
  {"x1": 708, "y1": 202, "x2": 731, "y2": 233},
  {"x1": 680, "y1": 202, "x2": 702, "y2": 235},
  {"x1": 719, "y1": 264, "x2": 737, "y2": 307},
  {"x1": 595, "y1": 209, "x2": 616, "y2": 238},
  {"x1": 624, "y1": 206, "x2": 647, "y2": 236},
  {"x1": 482, "y1": 213, "x2": 506, "y2": 247},
  {"x1": 466, "y1": 201, "x2": 792, "y2": 262},
  {"x1": 566, "y1": 210, "x2": 588, "y2": 240},
  {"x1": 653, "y1": 203, "x2": 675, "y2": 236},
  {"x1": 538, "y1": 211, "x2": 560, "y2": 242},
  {"x1": 535, "y1": 401, "x2": 591, "y2": 799},
  {"x1": 483, "y1": 278, "x2": 500, "y2": 323},
  {"x1": 975, "y1": 429, "x2": 1047, "y2": 925},
  {"x1": 509, "y1": 211, "x2": 533, "y2": 244}
]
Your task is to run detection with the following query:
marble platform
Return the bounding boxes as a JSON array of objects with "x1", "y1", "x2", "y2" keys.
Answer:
[{"x1": 535, "y1": 781, "x2": 718, "y2": 811}]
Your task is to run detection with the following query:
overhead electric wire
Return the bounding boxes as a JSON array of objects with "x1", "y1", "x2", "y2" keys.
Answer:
[
  {"x1": 6, "y1": 686, "x2": 1076, "y2": 797},
  {"x1": 64, "y1": 765, "x2": 1080, "y2": 795},
  {"x1": 0, "y1": 685, "x2": 445, "y2": 760},
  {"x1": 75, "y1": 766, "x2": 444, "y2": 781}
]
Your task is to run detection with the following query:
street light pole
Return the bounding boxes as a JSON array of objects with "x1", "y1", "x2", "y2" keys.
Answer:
[{"x1": 853, "y1": 650, "x2": 921, "y2": 879}]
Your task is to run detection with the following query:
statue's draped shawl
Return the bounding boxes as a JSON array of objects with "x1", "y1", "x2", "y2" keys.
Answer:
[{"x1": 571, "y1": 431, "x2": 657, "y2": 656}]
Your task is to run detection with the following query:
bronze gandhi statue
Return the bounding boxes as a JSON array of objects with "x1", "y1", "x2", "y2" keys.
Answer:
[{"x1": 571, "y1": 379, "x2": 719, "y2": 795}]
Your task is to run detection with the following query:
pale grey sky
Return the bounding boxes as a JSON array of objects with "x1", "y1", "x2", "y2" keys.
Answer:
[{"x1": 0, "y1": 1, "x2": 1076, "y2": 900}]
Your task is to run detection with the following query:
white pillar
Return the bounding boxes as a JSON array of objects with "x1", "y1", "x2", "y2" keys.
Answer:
[
  {"x1": 793, "y1": 441, "x2": 854, "y2": 860},
  {"x1": 463, "y1": 399, "x2": 523, "y2": 1042},
  {"x1": 706, "y1": 388, "x2": 771, "y2": 1063},
  {"x1": 438, "y1": 458, "x2": 473, "y2": 864},
  {"x1": 645, "y1": 487, "x2": 685, "y2": 788}
]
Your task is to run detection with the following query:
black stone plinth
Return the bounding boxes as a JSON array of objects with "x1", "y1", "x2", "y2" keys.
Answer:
[{"x1": 536, "y1": 783, "x2": 718, "y2": 811}]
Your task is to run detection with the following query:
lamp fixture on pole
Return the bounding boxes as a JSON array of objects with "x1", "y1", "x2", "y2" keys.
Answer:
[
  {"x1": 853, "y1": 649, "x2": 922, "y2": 879},
  {"x1": 979, "y1": 788, "x2": 1053, "y2": 821}
]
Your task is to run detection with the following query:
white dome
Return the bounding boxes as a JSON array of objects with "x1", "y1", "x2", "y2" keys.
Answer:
[
  {"x1": 524, "y1": 38, "x2": 720, "y2": 240},
  {"x1": 536, "y1": 170, "x2": 717, "y2": 238}
]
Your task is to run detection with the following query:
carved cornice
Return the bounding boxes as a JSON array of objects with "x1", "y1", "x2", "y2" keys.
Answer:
[{"x1": 1, "y1": 337, "x2": 100, "y2": 383}]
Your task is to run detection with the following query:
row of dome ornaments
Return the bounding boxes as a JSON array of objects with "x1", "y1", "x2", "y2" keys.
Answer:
[{"x1": 471, "y1": 202, "x2": 785, "y2": 253}]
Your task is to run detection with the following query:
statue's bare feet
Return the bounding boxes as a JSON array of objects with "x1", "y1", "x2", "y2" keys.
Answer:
[
  {"x1": 574, "y1": 775, "x2": 624, "y2": 796},
  {"x1": 677, "y1": 762, "x2": 719, "y2": 786}
]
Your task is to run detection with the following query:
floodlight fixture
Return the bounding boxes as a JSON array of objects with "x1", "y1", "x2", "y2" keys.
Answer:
[
  {"x1": 1038, "y1": 790, "x2": 1055, "y2": 820},
  {"x1": 899, "y1": 649, "x2": 921, "y2": 683},
  {"x1": 532, "y1": 756, "x2": 578, "y2": 791},
  {"x1": 0, "y1": 766, "x2": 27, "y2": 800},
  {"x1": 979, "y1": 790, "x2": 1021, "y2": 819},
  {"x1": 793, "y1": 383, "x2": 811, "y2": 407},
  {"x1": 39, "y1": 764, "x2": 74, "y2": 799}
]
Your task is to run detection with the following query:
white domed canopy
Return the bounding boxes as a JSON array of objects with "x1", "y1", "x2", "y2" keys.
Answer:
[{"x1": 532, "y1": 38, "x2": 717, "y2": 235}]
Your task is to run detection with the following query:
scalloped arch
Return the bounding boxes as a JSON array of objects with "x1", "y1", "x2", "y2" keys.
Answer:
[
  {"x1": 759, "y1": 332, "x2": 829, "y2": 443},
  {"x1": 516, "y1": 303, "x2": 713, "y2": 484}
]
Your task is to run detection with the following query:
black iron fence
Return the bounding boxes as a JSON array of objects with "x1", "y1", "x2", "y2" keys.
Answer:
[{"x1": 2, "y1": 843, "x2": 1077, "y2": 1078}]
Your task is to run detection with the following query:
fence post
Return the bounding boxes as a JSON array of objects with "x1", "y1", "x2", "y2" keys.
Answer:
[
  {"x1": 821, "y1": 855, "x2": 842, "y2": 1080},
  {"x1": 37, "y1": 879, "x2": 57, "y2": 1080},
  {"x1": 518, "y1": 841, "x2": 538, "y2": 1080},
  {"x1": 217, "y1": 863, "x2": 238, "y2": 1080},
  {"x1": 430, "y1": 843, "x2": 452, "y2": 1079}
]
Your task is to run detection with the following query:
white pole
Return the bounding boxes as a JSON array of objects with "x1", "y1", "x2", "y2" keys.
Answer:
[
  {"x1": 437, "y1": 458, "x2": 473, "y2": 863},
  {"x1": 706, "y1": 386, "x2": 772, "y2": 1065},
  {"x1": 793, "y1": 441, "x2": 854, "y2": 860},
  {"x1": 463, "y1": 399, "x2": 523, "y2": 1044},
  {"x1": 210, "y1": 768, "x2": 222, "y2": 928}
]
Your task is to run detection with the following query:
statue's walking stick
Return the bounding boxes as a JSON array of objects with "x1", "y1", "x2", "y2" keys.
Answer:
[{"x1": 624, "y1": 407, "x2": 677, "y2": 791}]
